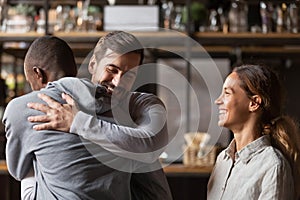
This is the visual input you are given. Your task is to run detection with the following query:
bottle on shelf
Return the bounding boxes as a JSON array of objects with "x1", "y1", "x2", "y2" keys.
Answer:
[
  {"x1": 260, "y1": 1, "x2": 273, "y2": 33},
  {"x1": 228, "y1": 0, "x2": 248, "y2": 33},
  {"x1": 289, "y1": 3, "x2": 298, "y2": 33}
]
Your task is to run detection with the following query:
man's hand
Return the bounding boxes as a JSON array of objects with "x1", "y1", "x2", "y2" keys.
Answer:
[{"x1": 27, "y1": 93, "x2": 78, "y2": 132}]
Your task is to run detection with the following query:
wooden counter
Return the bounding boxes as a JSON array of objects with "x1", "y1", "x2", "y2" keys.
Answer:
[
  {"x1": 0, "y1": 160, "x2": 8, "y2": 175},
  {"x1": 1, "y1": 160, "x2": 212, "y2": 176},
  {"x1": 163, "y1": 163, "x2": 212, "y2": 199},
  {"x1": 163, "y1": 163, "x2": 213, "y2": 177}
]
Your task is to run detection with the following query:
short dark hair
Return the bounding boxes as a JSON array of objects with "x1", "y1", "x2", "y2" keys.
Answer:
[
  {"x1": 25, "y1": 36, "x2": 77, "y2": 79},
  {"x1": 94, "y1": 31, "x2": 144, "y2": 65}
]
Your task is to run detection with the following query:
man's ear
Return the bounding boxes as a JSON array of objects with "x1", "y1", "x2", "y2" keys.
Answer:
[
  {"x1": 33, "y1": 67, "x2": 47, "y2": 83},
  {"x1": 88, "y1": 55, "x2": 96, "y2": 75},
  {"x1": 249, "y1": 95, "x2": 262, "y2": 112}
]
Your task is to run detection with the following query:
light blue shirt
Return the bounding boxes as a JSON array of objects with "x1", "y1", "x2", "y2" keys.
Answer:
[{"x1": 207, "y1": 135, "x2": 294, "y2": 200}]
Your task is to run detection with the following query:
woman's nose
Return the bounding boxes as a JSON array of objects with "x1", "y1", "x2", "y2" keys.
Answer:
[{"x1": 215, "y1": 95, "x2": 222, "y2": 105}]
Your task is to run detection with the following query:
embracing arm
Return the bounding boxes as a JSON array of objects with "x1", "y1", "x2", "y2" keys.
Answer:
[
  {"x1": 71, "y1": 101, "x2": 167, "y2": 163},
  {"x1": 28, "y1": 93, "x2": 168, "y2": 163}
]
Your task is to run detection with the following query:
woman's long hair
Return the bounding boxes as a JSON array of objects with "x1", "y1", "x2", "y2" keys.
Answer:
[{"x1": 234, "y1": 64, "x2": 300, "y2": 199}]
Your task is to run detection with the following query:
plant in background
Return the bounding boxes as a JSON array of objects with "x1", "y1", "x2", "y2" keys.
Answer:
[
  {"x1": 13, "y1": 3, "x2": 36, "y2": 17},
  {"x1": 5, "y1": 3, "x2": 36, "y2": 32},
  {"x1": 182, "y1": 2, "x2": 207, "y2": 32}
]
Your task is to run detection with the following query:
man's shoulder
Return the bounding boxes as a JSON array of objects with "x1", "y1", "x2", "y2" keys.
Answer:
[
  {"x1": 6, "y1": 91, "x2": 40, "y2": 108},
  {"x1": 3, "y1": 91, "x2": 42, "y2": 124},
  {"x1": 47, "y1": 77, "x2": 94, "y2": 91}
]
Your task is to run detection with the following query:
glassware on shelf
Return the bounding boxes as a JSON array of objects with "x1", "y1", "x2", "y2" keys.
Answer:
[
  {"x1": 171, "y1": 5, "x2": 185, "y2": 31},
  {"x1": 228, "y1": 0, "x2": 248, "y2": 33},
  {"x1": 289, "y1": 3, "x2": 298, "y2": 33},
  {"x1": 276, "y1": 3, "x2": 288, "y2": 33},
  {"x1": 4, "y1": 3, "x2": 35, "y2": 33},
  {"x1": 161, "y1": 0, "x2": 174, "y2": 29},
  {"x1": 207, "y1": 9, "x2": 221, "y2": 32},
  {"x1": 0, "y1": 0, "x2": 6, "y2": 32},
  {"x1": 259, "y1": 1, "x2": 299, "y2": 34},
  {"x1": 260, "y1": 1, "x2": 273, "y2": 33}
]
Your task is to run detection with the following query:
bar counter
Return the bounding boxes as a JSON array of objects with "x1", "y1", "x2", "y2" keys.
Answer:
[
  {"x1": 163, "y1": 163, "x2": 213, "y2": 176},
  {"x1": 1, "y1": 160, "x2": 213, "y2": 175}
]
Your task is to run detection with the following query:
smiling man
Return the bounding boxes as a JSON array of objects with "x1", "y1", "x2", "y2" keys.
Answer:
[{"x1": 9, "y1": 31, "x2": 172, "y2": 199}]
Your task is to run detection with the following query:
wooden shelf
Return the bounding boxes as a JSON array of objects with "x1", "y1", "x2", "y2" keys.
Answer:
[
  {"x1": 194, "y1": 32, "x2": 300, "y2": 39},
  {"x1": 1, "y1": 31, "x2": 300, "y2": 60},
  {"x1": 1, "y1": 31, "x2": 300, "y2": 46},
  {"x1": 0, "y1": 31, "x2": 188, "y2": 45},
  {"x1": 0, "y1": 32, "x2": 44, "y2": 43},
  {"x1": 194, "y1": 32, "x2": 300, "y2": 46},
  {"x1": 163, "y1": 164, "x2": 213, "y2": 177}
]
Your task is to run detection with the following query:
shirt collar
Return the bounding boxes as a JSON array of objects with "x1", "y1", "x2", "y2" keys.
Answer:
[
  {"x1": 224, "y1": 135, "x2": 271, "y2": 164},
  {"x1": 224, "y1": 139, "x2": 236, "y2": 160},
  {"x1": 95, "y1": 85, "x2": 112, "y2": 114}
]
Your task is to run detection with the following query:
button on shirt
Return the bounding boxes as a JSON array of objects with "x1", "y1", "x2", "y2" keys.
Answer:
[{"x1": 207, "y1": 135, "x2": 294, "y2": 200}]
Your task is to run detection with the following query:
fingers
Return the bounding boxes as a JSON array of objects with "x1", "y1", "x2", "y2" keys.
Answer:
[
  {"x1": 62, "y1": 93, "x2": 75, "y2": 106},
  {"x1": 27, "y1": 102, "x2": 50, "y2": 113},
  {"x1": 27, "y1": 93, "x2": 73, "y2": 132},
  {"x1": 37, "y1": 93, "x2": 62, "y2": 109},
  {"x1": 32, "y1": 123, "x2": 52, "y2": 131},
  {"x1": 62, "y1": 93, "x2": 79, "y2": 115},
  {"x1": 27, "y1": 115, "x2": 50, "y2": 123}
]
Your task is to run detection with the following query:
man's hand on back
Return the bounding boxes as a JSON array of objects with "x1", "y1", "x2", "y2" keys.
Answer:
[{"x1": 27, "y1": 93, "x2": 78, "y2": 132}]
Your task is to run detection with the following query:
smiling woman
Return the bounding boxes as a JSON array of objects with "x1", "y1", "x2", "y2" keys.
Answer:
[
  {"x1": 207, "y1": 64, "x2": 300, "y2": 200},
  {"x1": 214, "y1": 72, "x2": 252, "y2": 132}
]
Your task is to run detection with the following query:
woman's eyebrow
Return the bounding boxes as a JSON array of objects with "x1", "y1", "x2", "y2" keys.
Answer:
[{"x1": 224, "y1": 87, "x2": 233, "y2": 92}]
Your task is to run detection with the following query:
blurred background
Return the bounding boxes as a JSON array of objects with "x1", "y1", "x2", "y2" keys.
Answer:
[{"x1": 1, "y1": 0, "x2": 300, "y2": 199}]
